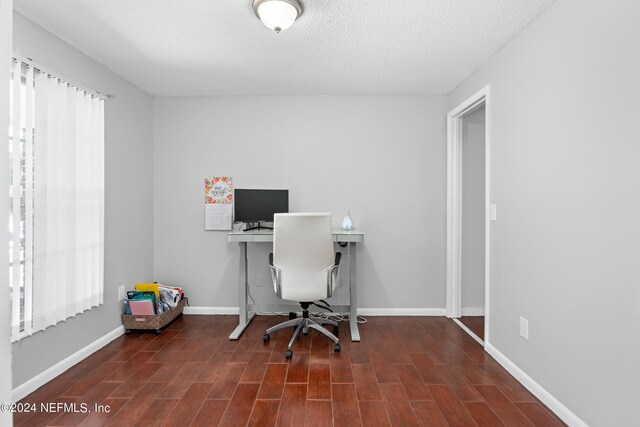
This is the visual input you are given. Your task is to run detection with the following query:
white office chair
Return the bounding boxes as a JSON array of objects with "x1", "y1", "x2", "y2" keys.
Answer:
[{"x1": 262, "y1": 213, "x2": 342, "y2": 359}]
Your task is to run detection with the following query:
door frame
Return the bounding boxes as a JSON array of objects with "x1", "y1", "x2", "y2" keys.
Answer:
[{"x1": 446, "y1": 85, "x2": 491, "y2": 346}]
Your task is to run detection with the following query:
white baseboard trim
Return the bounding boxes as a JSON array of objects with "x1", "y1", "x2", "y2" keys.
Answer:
[
  {"x1": 183, "y1": 306, "x2": 239, "y2": 315},
  {"x1": 461, "y1": 306, "x2": 485, "y2": 316},
  {"x1": 485, "y1": 343, "x2": 587, "y2": 427},
  {"x1": 452, "y1": 318, "x2": 484, "y2": 345},
  {"x1": 12, "y1": 325, "x2": 125, "y2": 402},
  {"x1": 357, "y1": 308, "x2": 446, "y2": 316},
  {"x1": 182, "y1": 307, "x2": 446, "y2": 316}
]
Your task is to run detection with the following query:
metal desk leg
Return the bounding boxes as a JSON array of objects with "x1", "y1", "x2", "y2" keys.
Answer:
[
  {"x1": 349, "y1": 242, "x2": 360, "y2": 341},
  {"x1": 229, "y1": 242, "x2": 254, "y2": 339}
]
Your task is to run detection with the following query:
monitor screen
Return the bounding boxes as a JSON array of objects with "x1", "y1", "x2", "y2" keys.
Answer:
[{"x1": 234, "y1": 189, "x2": 289, "y2": 223}]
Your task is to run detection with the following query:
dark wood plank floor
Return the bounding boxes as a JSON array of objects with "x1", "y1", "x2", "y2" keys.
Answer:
[
  {"x1": 458, "y1": 316, "x2": 484, "y2": 341},
  {"x1": 15, "y1": 315, "x2": 564, "y2": 426}
]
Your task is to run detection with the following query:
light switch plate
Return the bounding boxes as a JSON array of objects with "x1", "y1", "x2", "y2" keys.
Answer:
[
  {"x1": 490, "y1": 204, "x2": 497, "y2": 222},
  {"x1": 118, "y1": 285, "x2": 125, "y2": 301}
]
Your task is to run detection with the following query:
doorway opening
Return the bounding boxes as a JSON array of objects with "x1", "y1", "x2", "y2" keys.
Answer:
[{"x1": 446, "y1": 86, "x2": 491, "y2": 346}]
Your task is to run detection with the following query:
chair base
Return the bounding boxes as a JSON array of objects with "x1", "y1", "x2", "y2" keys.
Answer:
[{"x1": 264, "y1": 311, "x2": 340, "y2": 359}]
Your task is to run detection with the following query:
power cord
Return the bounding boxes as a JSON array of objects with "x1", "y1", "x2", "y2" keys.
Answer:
[
  {"x1": 309, "y1": 311, "x2": 367, "y2": 324},
  {"x1": 246, "y1": 283, "x2": 256, "y2": 305},
  {"x1": 251, "y1": 296, "x2": 367, "y2": 324},
  {"x1": 311, "y1": 300, "x2": 333, "y2": 312}
]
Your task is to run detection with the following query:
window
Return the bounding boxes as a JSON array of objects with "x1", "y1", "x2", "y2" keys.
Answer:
[{"x1": 9, "y1": 58, "x2": 104, "y2": 342}]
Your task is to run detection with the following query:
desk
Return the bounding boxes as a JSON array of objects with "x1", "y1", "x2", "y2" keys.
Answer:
[{"x1": 227, "y1": 229, "x2": 364, "y2": 341}]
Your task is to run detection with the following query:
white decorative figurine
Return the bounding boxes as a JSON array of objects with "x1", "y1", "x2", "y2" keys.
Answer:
[{"x1": 342, "y1": 210, "x2": 353, "y2": 231}]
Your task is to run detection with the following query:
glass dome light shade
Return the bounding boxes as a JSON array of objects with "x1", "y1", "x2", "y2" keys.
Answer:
[{"x1": 253, "y1": 0, "x2": 302, "y2": 33}]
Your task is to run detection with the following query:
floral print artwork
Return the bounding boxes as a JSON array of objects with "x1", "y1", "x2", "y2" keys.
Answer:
[{"x1": 205, "y1": 177, "x2": 233, "y2": 204}]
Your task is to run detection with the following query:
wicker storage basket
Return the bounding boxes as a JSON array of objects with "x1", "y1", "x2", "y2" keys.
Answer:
[{"x1": 122, "y1": 298, "x2": 186, "y2": 334}]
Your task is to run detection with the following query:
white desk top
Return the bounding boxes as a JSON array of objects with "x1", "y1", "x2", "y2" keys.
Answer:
[{"x1": 228, "y1": 229, "x2": 364, "y2": 243}]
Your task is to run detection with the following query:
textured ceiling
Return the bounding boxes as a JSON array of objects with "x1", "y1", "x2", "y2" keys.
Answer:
[{"x1": 14, "y1": 0, "x2": 555, "y2": 96}]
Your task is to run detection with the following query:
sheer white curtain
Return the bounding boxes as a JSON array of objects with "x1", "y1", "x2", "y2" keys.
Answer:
[{"x1": 10, "y1": 59, "x2": 104, "y2": 341}]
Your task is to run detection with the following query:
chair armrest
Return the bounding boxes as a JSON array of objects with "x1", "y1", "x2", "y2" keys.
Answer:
[
  {"x1": 325, "y1": 252, "x2": 342, "y2": 297},
  {"x1": 269, "y1": 253, "x2": 282, "y2": 298}
]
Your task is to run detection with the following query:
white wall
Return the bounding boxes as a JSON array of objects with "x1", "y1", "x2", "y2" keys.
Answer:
[
  {"x1": 11, "y1": 13, "x2": 154, "y2": 388},
  {"x1": 461, "y1": 107, "x2": 485, "y2": 312},
  {"x1": 153, "y1": 96, "x2": 448, "y2": 311},
  {"x1": 450, "y1": 0, "x2": 640, "y2": 425},
  {"x1": 0, "y1": 0, "x2": 14, "y2": 423}
]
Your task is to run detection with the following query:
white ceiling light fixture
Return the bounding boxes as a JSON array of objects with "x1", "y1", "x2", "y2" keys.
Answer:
[{"x1": 252, "y1": 0, "x2": 303, "y2": 33}]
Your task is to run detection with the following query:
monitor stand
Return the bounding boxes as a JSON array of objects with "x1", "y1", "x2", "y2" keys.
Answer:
[{"x1": 243, "y1": 222, "x2": 273, "y2": 232}]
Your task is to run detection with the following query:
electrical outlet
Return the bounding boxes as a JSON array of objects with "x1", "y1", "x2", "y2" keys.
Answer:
[
  {"x1": 118, "y1": 285, "x2": 125, "y2": 301},
  {"x1": 520, "y1": 317, "x2": 529, "y2": 340}
]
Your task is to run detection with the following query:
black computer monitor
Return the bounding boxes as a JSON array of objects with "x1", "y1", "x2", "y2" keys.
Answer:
[{"x1": 234, "y1": 189, "x2": 289, "y2": 231}]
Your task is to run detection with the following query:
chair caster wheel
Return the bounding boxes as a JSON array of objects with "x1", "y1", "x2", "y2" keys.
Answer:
[
  {"x1": 332, "y1": 325, "x2": 339, "y2": 335},
  {"x1": 263, "y1": 334, "x2": 270, "y2": 343},
  {"x1": 285, "y1": 350, "x2": 293, "y2": 360},
  {"x1": 155, "y1": 329, "x2": 162, "y2": 335},
  {"x1": 334, "y1": 343, "x2": 341, "y2": 352}
]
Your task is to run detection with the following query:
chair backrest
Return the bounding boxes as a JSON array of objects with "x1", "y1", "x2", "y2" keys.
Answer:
[{"x1": 273, "y1": 213, "x2": 334, "y2": 302}]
